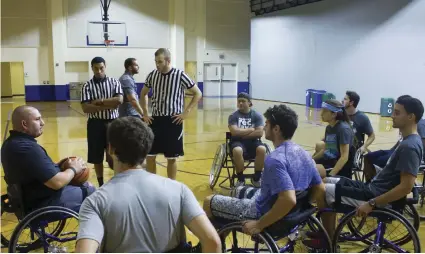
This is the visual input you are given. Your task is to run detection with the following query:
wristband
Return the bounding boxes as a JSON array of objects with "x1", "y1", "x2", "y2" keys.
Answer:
[{"x1": 69, "y1": 167, "x2": 77, "y2": 176}]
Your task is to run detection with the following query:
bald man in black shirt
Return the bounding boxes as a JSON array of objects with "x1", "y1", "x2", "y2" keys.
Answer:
[{"x1": 1, "y1": 105, "x2": 95, "y2": 212}]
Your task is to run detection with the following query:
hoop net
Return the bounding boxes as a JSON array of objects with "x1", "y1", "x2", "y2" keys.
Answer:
[{"x1": 104, "y1": 40, "x2": 115, "y2": 51}]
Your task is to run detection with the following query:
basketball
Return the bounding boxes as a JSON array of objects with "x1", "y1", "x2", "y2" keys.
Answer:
[{"x1": 58, "y1": 156, "x2": 90, "y2": 186}]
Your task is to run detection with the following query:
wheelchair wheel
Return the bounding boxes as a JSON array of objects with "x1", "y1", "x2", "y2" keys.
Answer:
[
  {"x1": 9, "y1": 206, "x2": 79, "y2": 253},
  {"x1": 1, "y1": 195, "x2": 19, "y2": 248},
  {"x1": 333, "y1": 208, "x2": 421, "y2": 253},
  {"x1": 209, "y1": 143, "x2": 226, "y2": 190},
  {"x1": 344, "y1": 203, "x2": 420, "y2": 247},
  {"x1": 217, "y1": 222, "x2": 278, "y2": 253}
]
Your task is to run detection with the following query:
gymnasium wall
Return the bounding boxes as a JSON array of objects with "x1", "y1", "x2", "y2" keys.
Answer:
[
  {"x1": 250, "y1": 0, "x2": 425, "y2": 114},
  {"x1": 1, "y1": 0, "x2": 251, "y2": 101},
  {"x1": 1, "y1": 0, "x2": 50, "y2": 86}
]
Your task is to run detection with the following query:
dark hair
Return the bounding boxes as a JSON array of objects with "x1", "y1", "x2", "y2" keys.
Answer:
[
  {"x1": 124, "y1": 58, "x2": 136, "y2": 70},
  {"x1": 91, "y1": 57, "x2": 105, "y2": 66},
  {"x1": 346, "y1": 91, "x2": 360, "y2": 108},
  {"x1": 264, "y1": 104, "x2": 298, "y2": 139},
  {"x1": 107, "y1": 117, "x2": 154, "y2": 166},
  {"x1": 326, "y1": 99, "x2": 351, "y2": 124},
  {"x1": 395, "y1": 96, "x2": 424, "y2": 123}
]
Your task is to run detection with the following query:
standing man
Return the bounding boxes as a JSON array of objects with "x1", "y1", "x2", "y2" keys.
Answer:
[
  {"x1": 140, "y1": 48, "x2": 202, "y2": 180},
  {"x1": 81, "y1": 56, "x2": 123, "y2": 187},
  {"x1": 118, "y1": 58, "x2": 144, "y2": 118},
  {"x1": 343, "y1": 91, "x2": 375, "y2": 153}
]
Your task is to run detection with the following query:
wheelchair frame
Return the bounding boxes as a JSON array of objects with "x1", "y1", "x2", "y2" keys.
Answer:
[
  {"x1": 315, "y1": 187, "x2": 422, "y2": 253},
  {"x1": 1, "y1": 184, "x2": 79, "y2": 253},
  {"x1": 213, "y1": 190, "x2": 333, "y2": 253},
  {"x1": 209, "y1": 132, "x2": 272, "y2": 190}
]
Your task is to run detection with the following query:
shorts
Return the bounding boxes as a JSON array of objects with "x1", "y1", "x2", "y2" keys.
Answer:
[
  {"x1": 87, "y1": 118, "x2": 113, "y2": 164},
  {"x1": 314, "y1": 157, "x2": 353, "y2": 179},
  {"x1": 364, "y1": 149, "x2": 394, "y2": 168},
  {"x1": 148, "y1": 116, "x2": 184, "y2": 158},
  {"x1": 230, "y1": 139, "x2": 264, "y2": 160},
  {"x1": 210, "y1": 186, "x2": 261, "y2": 221},
  {"x1": 324, "y1": 177, "x2": 375, "y2": 208}
]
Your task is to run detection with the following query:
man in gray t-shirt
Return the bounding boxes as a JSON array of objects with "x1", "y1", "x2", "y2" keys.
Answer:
[
  {"x1": 118, "y1": 58, "x2": 144, "y2": 117},
  {"x1": 228, "y1": 92, "x2": 266, "y2": 187},
  {"x1": 343, "y1": 91, "x2": 375, "y2": 152},
  {"x1": 75, "y1": 117, "x2": 221, "y2": 253},
  {"x1": 310, "y1": 95, "x2": 424, "y2": 242}
]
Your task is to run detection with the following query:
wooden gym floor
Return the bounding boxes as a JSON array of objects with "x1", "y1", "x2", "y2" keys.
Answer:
[{"x1": 1, "y1": 96, "x2": 424, "y2": 251}]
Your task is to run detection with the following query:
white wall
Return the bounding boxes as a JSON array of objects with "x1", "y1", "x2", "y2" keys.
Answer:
[
  {"x1": 251, "y1": 0, "x2": 425, "y2": 113},
  {"x1": 1, "y1": 0, "x2": 49, "y2": 85},
  {"x1": 186, "y1": 0, "x2": 251, "y2": 83},
  {"x1": 1, "y1": 0, "x2": 252, "y2": 88}
]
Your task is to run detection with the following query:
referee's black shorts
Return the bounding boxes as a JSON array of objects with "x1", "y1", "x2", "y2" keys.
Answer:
[
  {"x1": 87, "y1": 118, "x2": 113, "y2": 164},
  {"x1": 147, "y1": 116, "x2": 184, "y2": 158}
]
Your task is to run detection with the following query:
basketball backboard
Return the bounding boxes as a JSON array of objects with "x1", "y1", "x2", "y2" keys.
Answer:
[{"x1": 86, "y1": 20, "x2": 128, "y2": 46}]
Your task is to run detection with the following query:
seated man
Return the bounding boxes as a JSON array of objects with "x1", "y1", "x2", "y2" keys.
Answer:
[
  {"x1": 343, "y1": 91, "x2": 375, "y2": 152},
  {"x1": 315, "y1": 95, "x2": 424, "y2": 240},
  {"x1": 228, "y1": 92, "x2": 266, "y2": 187},
  {"x1": 204, "y1": 104, "x2": 323, "y2": 234},
  {"x1": 363, "y1": 95, "x2": 425, "y2": 181},
  {"x1": 1, "y1": 105, "x2": 95, "y2": 213},
  {"x1": 75, "y1": 117, "x2": 221, "y2": 253}
]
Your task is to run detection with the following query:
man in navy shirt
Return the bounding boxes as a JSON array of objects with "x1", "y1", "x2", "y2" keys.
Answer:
[
  {"x1": 1, "y1": 105, "x2": 95, "y2": 213},
  {"x1": 203, "y1": 104, "x2": 323, "y2": 235},
  {"x1": 313, "y1": 95, "x2": 424, "y2": 242}
]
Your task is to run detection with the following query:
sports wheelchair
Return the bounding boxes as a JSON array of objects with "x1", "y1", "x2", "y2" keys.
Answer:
[
  {"x1": 351, "y1": 147, "x2": 424, "y2": 223},
  {"x1": 414, "y1": 162, "x2": 425, "y2": 220},
  {"x1": 209, "y1": 132, "x2": 273, "y2": 190},
  {"x1": 1, "y1": 184, "x2": 79, "y2": 253},
  {"x1": 316, "y1": 189, "x2": 422, "y2": 253},
  {"x1": 211, "y1": 190, "x2": 332, "y2": 253}
]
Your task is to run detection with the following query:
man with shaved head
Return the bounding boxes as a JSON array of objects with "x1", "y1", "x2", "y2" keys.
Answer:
[{"x1": 1, "y1": 105, "x2": 96, "y2": 213}]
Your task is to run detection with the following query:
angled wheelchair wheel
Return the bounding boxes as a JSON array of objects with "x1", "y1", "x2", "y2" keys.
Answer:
[
  {"x1": 9, "y1": 206, "x2": 79, "y2": 253},
  {"x1": 1, "y1": 194, "x2": 19, "y2": 248},
  {"x1": 217, "y1": 222, "x2": 278, "y2": 253},
  {"x1": 333, "y1": 208, "x2": 421, "y2": 253},
  {"x1": 344, "y1": 203, "x2": 420, "y2": 247},
  {"x1": 209, "y1": 143, "x2": 226, "y2": 190}
]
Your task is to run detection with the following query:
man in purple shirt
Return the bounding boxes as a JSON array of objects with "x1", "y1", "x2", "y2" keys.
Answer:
[{"x1": 203, "y1": 104, "x2": 324, "y2": 234}]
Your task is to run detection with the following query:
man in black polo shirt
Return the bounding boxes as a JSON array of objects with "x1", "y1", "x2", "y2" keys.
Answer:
[
  {"x1": 1, "y1": 106, "x2": 95, "y2": 213},
  {"x1": 81, "y1": 57, "x2": 123, "y2": 186}
]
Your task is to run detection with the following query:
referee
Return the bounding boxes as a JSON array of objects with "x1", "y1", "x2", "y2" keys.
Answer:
[
  {"x1": 140, "y1": 48, "x2": 202, "y2": 180},
  {"x1": 81, "y1": 56, "x2": 123, "y2": 186}
]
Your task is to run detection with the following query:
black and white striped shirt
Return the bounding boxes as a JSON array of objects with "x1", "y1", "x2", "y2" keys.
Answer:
[
  {"x1": 145, "y1": 68, "x2": 195, "y2": 116},
  {"x1": 80, "y1": 76, "x2": 123, "y2": 119}
]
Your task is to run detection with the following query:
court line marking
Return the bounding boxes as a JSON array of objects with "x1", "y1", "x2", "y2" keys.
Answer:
[
  {"x1": 68, "y1": 106, "x2": 85, "y2": 116},
  {"x1": 155, "y1": 161, "x2": 212, "y2": 178}
]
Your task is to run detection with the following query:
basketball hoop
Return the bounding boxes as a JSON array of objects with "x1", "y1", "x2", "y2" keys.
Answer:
[{"x1": 104, "y1": 40, "x2": 115, "y2": 51}]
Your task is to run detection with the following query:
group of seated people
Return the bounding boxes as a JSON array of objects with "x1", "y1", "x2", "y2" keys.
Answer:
[{"x1": 1, "y1": 92, "x2": 424, "y2": 252}]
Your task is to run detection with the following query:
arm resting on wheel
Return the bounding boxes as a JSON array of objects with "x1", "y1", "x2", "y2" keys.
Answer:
[{"x1": 258, "y1": 190, "x2": 296, "y2": 230}]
